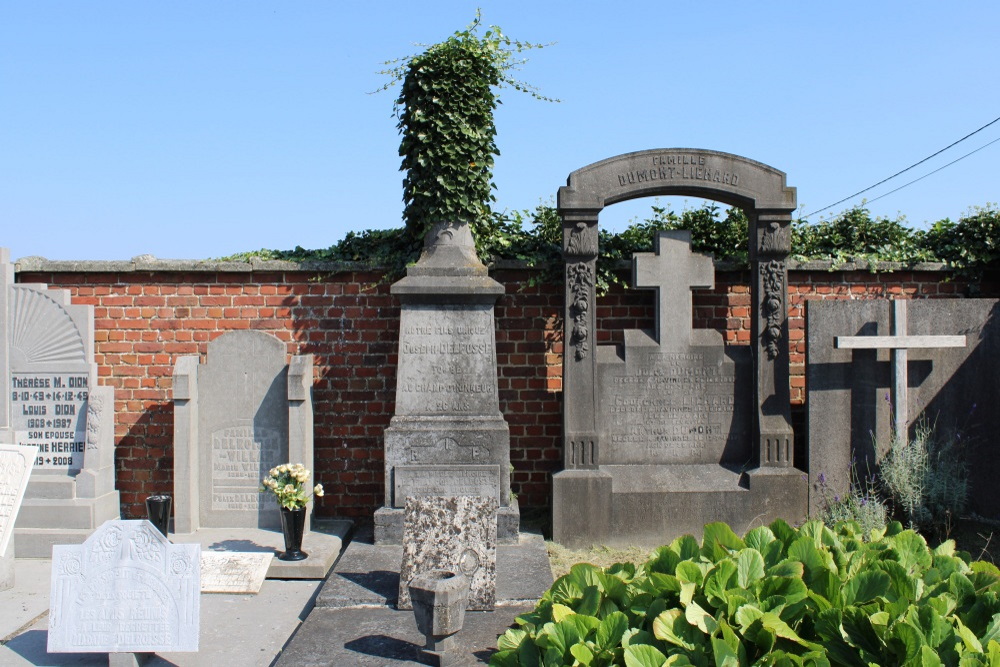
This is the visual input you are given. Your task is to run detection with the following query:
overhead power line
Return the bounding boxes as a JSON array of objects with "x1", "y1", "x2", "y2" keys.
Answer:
[
  {"x1": 802, "y1": 114, "x2": 1000, "y2": 219},
  {"x1": 862, "y1": 135, "x2": 1000, "y2": 207}
]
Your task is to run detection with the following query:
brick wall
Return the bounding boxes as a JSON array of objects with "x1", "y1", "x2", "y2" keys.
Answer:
[{"x1": 16, "y1": 262, "x2": 994, "y2": 520}]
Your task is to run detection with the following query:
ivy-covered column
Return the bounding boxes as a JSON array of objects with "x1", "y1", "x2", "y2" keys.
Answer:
[{"x1": 750, "y1": 211, "x2": 795, "y2": 467}]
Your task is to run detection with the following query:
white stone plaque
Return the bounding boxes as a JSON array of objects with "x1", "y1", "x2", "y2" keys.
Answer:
[
  {"x1": 0, "y1": 444, "x2": 37, "y2": 555},
  {"x1": 48, "y1": 520, "x2": 201, "y2": 653},
  {"x1": 199, "y1": 552, "x2": 272, "y2": 594}
]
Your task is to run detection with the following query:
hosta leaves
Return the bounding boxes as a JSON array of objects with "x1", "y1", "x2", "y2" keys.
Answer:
[
  {"x1": 684, "y1": 600, "x2": 718, "y2": 635},
  {"x1": 842, "y1": 570, "x2": 891, "y2": 605},
  {"x1": 702, "y1": 523, "x2": 745, "y2": 561},
  {"x1": 653, "y1": 609, "x2": 701, "y2": 650},
  {"x1": 737, "y1": 549, "x2": 766, "y2": 588},
  {"x1": 623, "y1": 644, "x2": 668, "y2": 667},
  {"x1": 596, "y1": 611, "x2": 629, "y2": 649}
]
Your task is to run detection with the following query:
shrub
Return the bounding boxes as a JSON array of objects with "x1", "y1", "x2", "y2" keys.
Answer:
[
  {"x1": 880, "y1": 422, "x2": 969, "y2": 539},
  {"x1": 491, "y1": 521, "x2": 1000, "y2": 666}
]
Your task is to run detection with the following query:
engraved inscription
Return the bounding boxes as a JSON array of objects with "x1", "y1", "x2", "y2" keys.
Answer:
[
  {"x1": 616, "y1": 153, "x2": 740, "y2": 189},
  {"x1": 210, "y1": 426, "x2": 281, "y2": 511},
  {"x1": 10, "y1": 372, "x2": 88, "y2": 471},
  {"x1": 395, "y1": 306, "x2": 499, "y2": 415},
  {"x1": 599, "y1": 351, "x2": 749, "y2": 465},
  {"x1": 393, "y1": 465, "x2": 500, "y2": 507}
]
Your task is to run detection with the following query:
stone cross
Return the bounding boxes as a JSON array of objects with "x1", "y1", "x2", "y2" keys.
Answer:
[
  {"x1": 835, "y1": 299, "x2": 966, "y2": 440},
  {"x1": 632, "y1": 231, "x2": 714, "y2": 350}
]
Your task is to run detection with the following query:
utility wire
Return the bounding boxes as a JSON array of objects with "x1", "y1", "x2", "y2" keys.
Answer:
[
  {"x1": 862, "y1": 135, "x2": 1000, "y2": 207},
  {"x1": 802, "y1": 114, "x2": 1000, "y2": 219}
]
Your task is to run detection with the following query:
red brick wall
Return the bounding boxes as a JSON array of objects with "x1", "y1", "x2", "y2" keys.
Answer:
[{"x1": 17, "y1": 265, "x2": 992, "y2": 520}]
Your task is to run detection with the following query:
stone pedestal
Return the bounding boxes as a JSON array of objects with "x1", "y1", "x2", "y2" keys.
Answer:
[{"x1": 375, "y1": 222, "x2": 518, "y2": 544}]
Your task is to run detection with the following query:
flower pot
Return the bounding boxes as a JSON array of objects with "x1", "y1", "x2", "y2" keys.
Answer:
[
  {"x1": 278, "y1": 506, "x2": 308, "y2": 561},
  {"x1": 408, "y1": 569, "x2": 470, "y2": 662},
  {"x1": 145, "y1": 495, "x2": 172, "y2": 537}
]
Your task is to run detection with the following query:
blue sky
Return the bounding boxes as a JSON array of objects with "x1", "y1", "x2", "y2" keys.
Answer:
[{"x1": 3, "y1": 2, "x2": 999, "y2": 260}]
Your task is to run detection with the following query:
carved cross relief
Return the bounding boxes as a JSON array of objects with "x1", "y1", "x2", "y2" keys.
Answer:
[{"x1": 632, "y1": 231, "x2": 714, "y2": 350}]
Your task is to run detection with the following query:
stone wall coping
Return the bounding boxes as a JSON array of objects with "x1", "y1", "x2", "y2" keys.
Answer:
[{"x1": 13, "y1": 255, "x2": 954, "y2": 275}]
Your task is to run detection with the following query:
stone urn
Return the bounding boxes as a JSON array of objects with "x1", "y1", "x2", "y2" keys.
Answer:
[{"x1": 407, "y1": 569, "x2": 470, "y2": 665}]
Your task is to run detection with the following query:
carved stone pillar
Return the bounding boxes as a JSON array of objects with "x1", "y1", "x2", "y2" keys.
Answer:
[
  {"x1": 561, "y1": 213, "x2": 599, "y2": 469},
  {"x1": 750, "y1": 212, "x2": 794, "y2": 467}
]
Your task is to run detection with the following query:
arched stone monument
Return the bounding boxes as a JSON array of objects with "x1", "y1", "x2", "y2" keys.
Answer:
[{"x1": 552, "y1": 149, "x2": 807, "y2": 547}]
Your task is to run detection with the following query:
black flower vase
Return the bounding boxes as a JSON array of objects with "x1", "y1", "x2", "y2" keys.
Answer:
[
  {"x1": 278, "y1": 507, "x2": 308, "y2": 561},
  {"x1": 145, "y1": 495, "x2": 171, "y2": 538}
]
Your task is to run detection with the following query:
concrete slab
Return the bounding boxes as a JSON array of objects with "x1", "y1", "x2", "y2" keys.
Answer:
[
  {"x1": 0, "y1": 564, "x2": 323, "y2": 666},
  {"x1": 172, "y1": 518, "x2": 352, "y2": 580},
  {"x1": 283, "y1": 525, "x2": 553, "y2": 665}
]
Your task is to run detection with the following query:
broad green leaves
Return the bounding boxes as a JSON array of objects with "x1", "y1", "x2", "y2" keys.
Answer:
[{"x1": 491, "y1": 521, "x2": 1000, "y2": 666}]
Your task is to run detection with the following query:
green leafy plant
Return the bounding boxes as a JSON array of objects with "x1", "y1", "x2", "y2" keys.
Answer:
[
  {"x1": 259, "y1": 463, "x2": 323, "y2": 510},
  {"x1": 379, "y1": 12, "x2": 554, "y2": 247},
  {"x1": 492, "y1": 520, "x2": 1000, "y2": 666}
]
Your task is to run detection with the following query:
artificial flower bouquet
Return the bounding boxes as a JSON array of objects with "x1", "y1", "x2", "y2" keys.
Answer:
[{"x1": 260, "y1": 463, "x2": 324, "y2": 510}]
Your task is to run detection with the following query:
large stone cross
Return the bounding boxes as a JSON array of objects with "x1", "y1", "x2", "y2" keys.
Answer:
[
  {"x1": 835, "y1": 299, "x2": 966, "y2": 440},
  {"x1": 632, "y1": 231, "x2": 714, "y2": 350}
]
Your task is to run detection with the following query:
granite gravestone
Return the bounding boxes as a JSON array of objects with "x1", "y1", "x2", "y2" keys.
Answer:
[
  {"x1": 0, "y1": 443, "x2": 36, "y2": 589},
  {"x1": 48, "y1": 519, "x2": 201, "y2": 654},
  {"x1": 172, "y1": 330, "x2": 314, "y2": 533},
  {"x1": 806, "y1": 298, "x2": 999, "y2": 518},
  {"x1": 553, "y1": 150, "x2": 806, "y2": 548},
  {"x1": 397, "y1": 495, "x2": 498, "y2": 612},
  {"x1": 374, "y1": 221, "x2": 517, "y2": 544},
  {"x1": 0, "y1": 248, "x2": 120, "y2": 557}
]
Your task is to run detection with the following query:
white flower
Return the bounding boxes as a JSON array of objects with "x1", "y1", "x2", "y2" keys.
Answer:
[
  {"x1": 278, "y1": 464, "x2": 289, "y2": 474},
  {"x1": 269, "y1": 467, "x2": 278, "y2": 477},
  {"x1": 314, "y1": 484, "x2": 324, "y2": 497},
  {"x1": 283, "y1": 484, "x2": 295, "y2": 494}
]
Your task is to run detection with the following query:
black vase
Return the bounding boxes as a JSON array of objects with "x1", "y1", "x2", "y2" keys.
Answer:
[
  {"x1": 278, "y1": 507, "x2": 308, "y2": 561},
  {"x1": 145, "y1": 495, "x2": 172, "y2": 537}
]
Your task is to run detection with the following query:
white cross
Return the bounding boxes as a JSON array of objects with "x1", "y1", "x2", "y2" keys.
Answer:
[
  {"x1": 633, "y1": 231, "x2": 714, "y2": 350},
  {"x1": 835, "y1": 300, "x2": 966, "y2": 440}
]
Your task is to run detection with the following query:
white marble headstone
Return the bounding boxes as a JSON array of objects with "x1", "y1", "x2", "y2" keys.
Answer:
[
  {"x1": 199, "y1": 552, "x2": 272, "y2": 594},
  {"x1": 0, "y1": 444, "x2": 37, "y2": 556},
  {"x1": 48, "y1": 520, "x2": 201, "y2": 653}
]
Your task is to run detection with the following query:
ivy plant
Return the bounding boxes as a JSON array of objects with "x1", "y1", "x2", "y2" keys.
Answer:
[{"x1": 379, "y1": 12, "x2": 554, "y2": 248}]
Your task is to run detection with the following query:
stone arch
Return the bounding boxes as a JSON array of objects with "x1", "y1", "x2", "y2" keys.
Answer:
[{"x1": 556, "y1": 148, "x2": 797, "y2": 472}]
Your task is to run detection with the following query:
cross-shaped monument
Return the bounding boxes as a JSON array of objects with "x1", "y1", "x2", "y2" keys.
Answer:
[
  {"x1": 835, "y1": 299, "x2": 966, "y2": 440},
  {"x1": 633, "y1": 230, "x2": 715, "y2": 350}
]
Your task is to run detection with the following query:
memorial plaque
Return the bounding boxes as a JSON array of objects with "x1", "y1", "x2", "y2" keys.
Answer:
[
  {"x1": 210, "y1": 425, "x2": 282, "y2": 512},
  {"x1": 398, "y1": 496, "x2": 497, "y2": 611},
  {"x1": 0, "y1": 444, "x2": 37, "y2": 556},
  {"x1": 599, "y1": 346, "x2": 751, "y2": 465},
  {"x1": 10, "y1": 372, "x2": 88, "y2": 471},
  {"x1": 393, "y1": 465, "x2": 500, "y2": 507},
  {"x1": 48, "y1": 520, "x2": 200, "y2": 654},
  {"x1": 199, "y1": 552, "x2": 272, "y2": 594},
  {"x1": 396, "y1": 307, "x2": 499, "y2": 416}
]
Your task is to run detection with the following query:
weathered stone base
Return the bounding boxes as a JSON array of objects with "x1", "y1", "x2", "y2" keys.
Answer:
[
  {"x1": 374, "y1": 497, "x2": 520, "y2": 546},
  {"x1": 14, "y1": 479, "x2": 120, "y2": 557},
  {"x1": 552, "y1": 464, "x2": 807, "y2": 549}
]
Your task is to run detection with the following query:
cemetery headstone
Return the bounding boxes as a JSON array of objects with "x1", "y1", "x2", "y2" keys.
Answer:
[
  {"x1": 374, "y1": 221, "x2": 517, "y2": 544},
  {"x1": 48, "y1": 519, "x2": 201, "y2": 654},
  {"x1": 553, "y1": 150, "x2": 807, "y2": 548},
  {"x1": 0, "y1": 248, "x2": 120, "y2": 557},
  {"x1": 172, "y1": 330, "x2": 314, "y2": 533},
  {"x1": 199, "y1": 551, "x2": 273, "y2": 593},
  {"x1": 806, "y1": 298, "x2": 999, "y2": 517},
  {"x1": 1, "y1": 443, "x2": 36, "y2": 589},
  {"x1": 397, "y1": 495, "x2": 498, "y2": 611}
]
